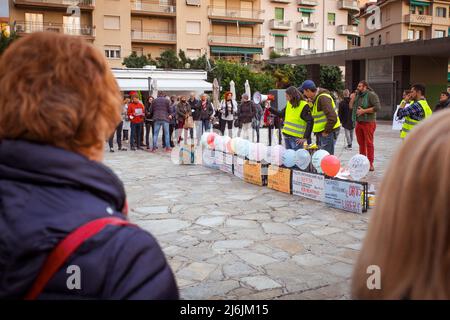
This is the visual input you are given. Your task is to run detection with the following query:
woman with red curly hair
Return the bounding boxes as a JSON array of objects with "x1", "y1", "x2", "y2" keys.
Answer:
[{"x1": 0, "y1": 32, "x2": 178, "y2": 300}]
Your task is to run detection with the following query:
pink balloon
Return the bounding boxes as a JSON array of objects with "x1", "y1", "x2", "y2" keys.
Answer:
[
  {"x1": 207, "y1": 133, "x2": 215, "y2": 148},
  {"x1": 321, "y1": 155, "x2": 341, "y2": 177}
]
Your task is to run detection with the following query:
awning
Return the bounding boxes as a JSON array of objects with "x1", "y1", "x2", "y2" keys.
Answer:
[
  {"x1": 210, "y1": 46, "x2": 263, "y2": 54},
  {"x1": 297, "y1": 35, "x2": 312, "y2": 39},
  {"x1": 271, "y1": 33, "x2": 288, "y2": 37},
  {"x1": 410, "y1": 0, "x2": 430, "y2": 6},
  {"x1": 116, "y1": 78, "x2": 212, "y2": 91},
  {"x1": 298, "y1": 8, "x2": 315, "y2": 13}
]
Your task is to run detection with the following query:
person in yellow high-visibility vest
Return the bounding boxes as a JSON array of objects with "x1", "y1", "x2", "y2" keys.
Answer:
[
  {"x1": 265, "y1": 86, "x2": 313, "y2": 150},
  {"x1": 397, "y1": 83, "x2": 433, "y2": 139},
  {"x1": 299, "y1": 80, "x2": 341, "y2": 155}
]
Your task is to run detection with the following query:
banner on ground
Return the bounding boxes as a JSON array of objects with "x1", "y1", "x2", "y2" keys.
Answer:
[
  {"x1": 243, "y1": 160, "x2": 265, "y2": 186},
  {"x1": 292, "y1": 171, "x2": 325, "y2": 201},
  {"x1": 179, "y1": 144, "x2": 195, "y2": 165},
  {"x1": 267, "y1": 165, "x2": 291, "y2": 194},
  {"x1": 233, "y1": 155, "x2": 244, "y2": 180},
  {"x1": 220, "y1": 152, "x2": 234, "y2": 175},
  {"x1": 324, "y1": 179, "x2": 365, "y2": 214},
  {"x1": 202, "y1": 149, "x2": 219, "y2": 169}
]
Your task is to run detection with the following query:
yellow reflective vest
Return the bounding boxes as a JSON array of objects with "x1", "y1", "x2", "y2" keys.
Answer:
[
  {"x1": 400, "y1": 99, "x2": 432, "y2": 139},
  {"x1": 282, "y1": 100, "x2": 308, "y2": 138},
  {"x1": 312, "y1": 93, "x2": 341, "y2": 133}
]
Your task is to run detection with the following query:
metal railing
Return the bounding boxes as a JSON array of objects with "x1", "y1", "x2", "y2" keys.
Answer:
[
  {"x1": 269, "y1": 19, "x2": 292, "y2": 29},
  {"x1": 271, "y1": 47, "x2": 291, "y2": 55},
  {"x1": 14, "y1": 21, "x2": 95, "y2": 36},
  {"x1": 208, "y1": 33, "x2": 265, "y2": 46},
  {"x1": 405, "y1": 14, "x2": 433, "y2": 25},
  {"x1": 296, "y1": 48, "x2": 316, "y2": 55},
  {"x1": 271, "y1": 0, "x2": 292, "y2": 3},
  {"x1": 130, "y1": 0, "x2": 176, "y2": 14},
  {"x1": 14, "y1": 0, "x2": 95, "y2": 6},
  {"x1": 337, "y1": 0, "x2": 359, "y2": 11},
  {"x1": 131, "y1": 30, "x2": 176, "y2": 42},
  {"x1": 297, "y1": 0, "x2": 318, "y2": 5},
  {"x1": 297, "y1": 21, "x2": 318, "y2": 32},
  {"x1": 208, "y1": 6, "x2": 264, "y2": 20},
  {"x1": 337, "y1": 25, "x2": 359, "y2": 36}
]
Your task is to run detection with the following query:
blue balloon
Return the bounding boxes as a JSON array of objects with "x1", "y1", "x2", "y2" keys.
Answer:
[
  {"x1": 295, "y1": 149, "x2": 311, "y2": 170},
  {"x1": 282, "y1": 149, "x2": 297, "y2": 168},
  {"x1": 237, "y1": 139, "x2": 250, "y2": 158}
]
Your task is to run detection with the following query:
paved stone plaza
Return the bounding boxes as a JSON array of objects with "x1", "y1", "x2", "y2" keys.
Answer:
[{"x1": 104, "y1": 122, "x2": 401, "y2": 300}]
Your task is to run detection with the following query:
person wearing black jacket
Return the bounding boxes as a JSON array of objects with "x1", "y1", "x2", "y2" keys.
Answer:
[
  {"x1": 194, "y1": 94, "x2": 214, "y2": 145},
  {"x1": 266, "y1": 86, "x2": 313, "y2": 149},
  {"x1": 434, "y1": 91, "x2": 450, "y2": 112},
  {"x1": 144, "y1": 96, "x2": 154, "y2": 149},
  {"x1": 338, "y1": 89, "x2": 354, "y2": 150}
]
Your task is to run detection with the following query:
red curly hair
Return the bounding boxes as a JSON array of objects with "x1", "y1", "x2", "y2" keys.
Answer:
[{"x1": 0, "y1": 32, "x2": 122, "y2": 159}]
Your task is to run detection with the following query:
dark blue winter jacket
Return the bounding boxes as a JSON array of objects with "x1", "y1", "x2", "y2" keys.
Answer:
[{"x1": 0, "y1": 139, "x2": 179, "y2": 299}]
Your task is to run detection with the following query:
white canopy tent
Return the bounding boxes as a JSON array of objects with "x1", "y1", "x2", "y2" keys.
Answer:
[{"x1": 115, "y1": 78, "x2": 212, "y2": 92}]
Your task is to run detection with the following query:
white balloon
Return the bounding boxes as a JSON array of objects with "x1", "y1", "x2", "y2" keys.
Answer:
[
  {"x1": 271, "y1": 144, "x2": 286, "y2": 166},
  {"x1": 295, "y1": 149, "x2": 311, "y2": 170},
  {"x1": 348, "y1": 154, "x2": 370, "y2": 181},
  {"x1": 255, "y1": 143, "x2": 267, "y2": 162},
  {"x1": 312, "y1": 149, "x2": 329, "y2": 173}
]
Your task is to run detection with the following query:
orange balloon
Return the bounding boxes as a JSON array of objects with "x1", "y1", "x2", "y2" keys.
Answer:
[{"x1": 321, "y1": 155, "x2": 341, "y2": 177}]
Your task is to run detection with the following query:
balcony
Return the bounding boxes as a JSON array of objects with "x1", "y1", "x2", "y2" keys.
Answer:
[
  {"x1": 296, "y1": 48, "x2": 317, "y2": 55},
  {"x1": 270, "y1": 47, "x2": 291, "y2": 55},
  {"x1": 404, "y1": 14, "x2": 432, "y2": 26},
  {"x1": 297, "y1": 0, "x2": 318, "y2": 5},
  {"x1": 14, "y1": 21, "x2": 95, "y2": 38},
  {"x1": 208, "y1": 6, "x2": 264, "y2": 24},
  {"x1": 131, "y1": 30, "x2": 176, "y2": 44},
  {"x1": 337, "y1": 25, "x2": 359, "y2": 36},
  {"x1": 433, "y1": 16, "x2": 448, "y2": 25},
  {"x1": 130, "y1": 1, "x2": 176, "y2": 17},
  {"x1": 337, "y1": 0, "x2": 359, "y2": 13},
  {"x1": 297, "y1": 21, "x2": 318, "y2": 32},
  {"x1": 271, "y1": 0, "x2": 291, "y2": 3},
  {"x1": 13, "y1": 0, "x2": 95, "y2": 10},
  {"x1": 269, "y1": 19, "x2": 292, "y2": 30},
  {"x1": 208, "y1": 33, "x2": 265, "y2": 47}
]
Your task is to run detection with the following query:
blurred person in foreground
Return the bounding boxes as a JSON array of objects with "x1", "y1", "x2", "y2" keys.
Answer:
[
  {"x1": 352, "y1": 109, "x2": 450, "y2": 299},
  {"x1": 0, "y1": 32, "x2": 178, "y2": 299}
]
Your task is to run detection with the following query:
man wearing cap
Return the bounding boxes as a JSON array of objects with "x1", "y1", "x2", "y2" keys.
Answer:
[{"x1": 300, "y1": 80, "x2": 341, "y2": 155}]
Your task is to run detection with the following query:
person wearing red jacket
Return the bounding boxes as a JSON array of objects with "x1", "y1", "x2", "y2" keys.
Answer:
[{"x1": 127, "y1": 93, "x2": 145, "y2": 151}]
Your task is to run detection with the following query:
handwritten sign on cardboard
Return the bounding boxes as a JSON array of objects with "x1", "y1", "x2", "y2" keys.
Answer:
[{"x1": 267, "y1": 165, "x2": 291, "y2": 194}]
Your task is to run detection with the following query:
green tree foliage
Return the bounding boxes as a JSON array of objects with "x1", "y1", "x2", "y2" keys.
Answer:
[
  {"x1": 320, "y1": 65, "x2": 344, "y2": 93},
  {"x1": 122, "y1": 52, "x2": 157, "y2": 68},
  {"x1": 0, "y1": 24, "x2": 18, "y2": 56},
  {"x1": 156, "y1": 49, "x2": 182, "y2": 69}
]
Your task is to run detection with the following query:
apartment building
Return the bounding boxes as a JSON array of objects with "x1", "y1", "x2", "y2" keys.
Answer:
[
  {"x1": 262, "y1": 0, "x2": 363, "y2": 59},
  {"x1": 360, "y1": 0, "x2": 450, "y2": 47}
]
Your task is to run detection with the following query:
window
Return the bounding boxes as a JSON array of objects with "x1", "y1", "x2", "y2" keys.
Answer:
[
  {"x1": 25, "y1": 13, "x2": 43, "y2": 33},
  {"x1": 132, "y1": 47, "x2": 143, "y2": 56},
  {"x1": 418, "y1": 6, "x2": 425, "y2": 15},
  {"x1": 103, "y1": 16, "x2": 120, "y2": 30},
  {"x1": 63, "y1": 16, "x2": 80, "y2": 35},
  {"x1": 407, "y1": 29, "x2": 414, "y2": 40},
  {"x1": 275, "y1": 8, "x2": 284, "y2": 20},
  {"x1": 370, "y1": 37, "x2": 374, "y2": 46},
  {"x1": 105, "y1": 46, "x2": 121, "y2": 59},
  {"x1": 378, "y1": 34, "x2": 382, "y2": 45},
  {"x1": 386, "y1": 7, "x2": 390, "y2": 21},
  {"x1": 415, "y1": 30, "x2": 423, "y2": 40},
  {"x1": 186, "y1": 21, "x2": 201, "y2": 34},
  {"x1": 326, "y1": 38, "x2": 335, "y2": 51},
  {"x1": 352, "y1": 37, "x2": 361, "y2": 47},
  {"x1": 274, "y1": 36, "x2": 284, "y2": 49},
  {"x1": 300, "y1": 38, "x2": 310, "y2": 49},
  {"x1": 435, "y1": 30, "x2": 445, "y2": 38},
  {"x1": 187, "y1": 49, "x2": 202, "y2": 59},
  {"x1": 436, "y1": 7, "x2": 446, "y2": 17},
  {"x1": 386, "y1": 31, "x2": 390, "y2": 44},
  {"x1": 327, "y1": 13, "x2": 336, "y2": 26},
  {"x1": 301, "y1": 12, "x2": 311, "y2": 24}
]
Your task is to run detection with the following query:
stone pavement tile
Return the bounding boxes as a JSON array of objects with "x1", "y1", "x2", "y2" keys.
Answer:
[
  {"x1": 177, "y1": 262, "x2": 217, "y2": 282},
  {"x1": 292, "y1": 253, "x2": 331, "y2": 267},
  {"x1": 227, "y1": 287, "x2": 257, "y2": 299},
  {"x1": 235, "y1": 213, "x2": 272, "y2": 221},
  {"x1": 225, "y1": 219, "x2": 261, "y2": 229},
  {"x1": 196, "y1": 216, "x2": 226, "y2": 227},
  {"x1": 241, "y1": 276, "x2": 282, "y2": 291},
  {"x1": 344, "y1": 243, "x2": 363, "y2": 251},
  {"x1": 139, "y1": 218, "x2": 191, "y2": 236},
  {"x1": 311, "y1": 227, "x2": 343, "y2": 237},
  {"x1": 320, "y1": 262, "x2": 354, "y2": 278},
  {"x1": 178, "y1": 246, "x2": 217, "y2": 261},
  {"x1": 181, "y1": 280, "x2": 240, "y2": 300},
  {"x1": 346, "y1": 230, "x2": 367, "y2": 240},
  {"x1": 262, "y1": 222, "x2": 299, "y2": 235},
  {"x1": 268, "y1": 238, "x2": 305, "y2": 256},
  {"x1": 238, "y1": 288, "x2": 284, "y2": 300},
  {"x1": 225, "y1": 228, "x2": 269, "y2": 241},
  {"x1": 183, "y1": 229, "x2": 226, "y2": 242},
  {"x1": 223, "y1": 262, "x2": 257, "y2": 278},
  {"x1": 212, "y1": 240, "x2": 254, "y2": 251},
  {"x1": 235, "y1": 251, "x2": 279, "y2": 266}
]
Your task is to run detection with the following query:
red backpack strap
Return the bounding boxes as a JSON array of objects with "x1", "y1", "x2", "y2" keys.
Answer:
[{"x1": 25, "y1": 217, "x2": 134, "y2": 300}]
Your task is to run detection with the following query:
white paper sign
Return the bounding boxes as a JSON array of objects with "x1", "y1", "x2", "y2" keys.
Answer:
[
  {"x1": 233, "y1": 156, "x2": 244, "y2": 180},
  {"x1": 220, "y1": 153, "x2": 234, "y2": 174},
  {"x1": 392, "y1": 105, "x2": 407, "y2": 131},
  {"x1": 292, "y1": 171, "x2": 325, "y2": 201},
  {"x1": 324, "y1": 179, "x2": 364, "y2": 214}
]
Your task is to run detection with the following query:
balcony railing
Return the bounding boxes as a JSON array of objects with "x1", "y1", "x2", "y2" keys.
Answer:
[
  {"x1": 269, "y1": 19, "x2": 292, "y2": 30},
  {"x1": 130, "y1": 1, "x2": 176, "y2": 14},
  {"x1": 297, "y1": 21, "x2": 318, "y2": 32},
  {"x1": 296, "y1": 48, "x2": 317, "y2": 55},
  {"x1": 13, "y1": 0, "x2": 95, "y2": 8},
  {"x1": 404, "y1": 14, "x2": 432, "y2": 25},
  {"x1": 337, "y1": 25, "x2": 359, "y2": 36},
  {"x1": 271, "y1": 47, "x2": 291, "y2": 55},
  {"x1": 337, "y1": 0, "x2": 359, "y2": 12},
  {"x1": 208, "y1": 33, "x2": 265, "y2": 47},
  {"x1": 208, "y1": 6, "x2": 264, "y2": 21},
  {"x1": 131, "y1": 30, "x2": 176, "y2": 42},
  {"x1": 297, "y1": 0, "x2": 318, "y2": 5},
  {"x1": 14, "y1": 21, "x2": 95, "y2": 37},
  {"x1": 271, "y1": 0, "x2": 292, "y2": 3}
]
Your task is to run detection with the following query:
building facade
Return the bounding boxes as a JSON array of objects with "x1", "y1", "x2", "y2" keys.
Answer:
[{"x1": 6, "y1": 0, "x2": 368, "y2": 66}]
